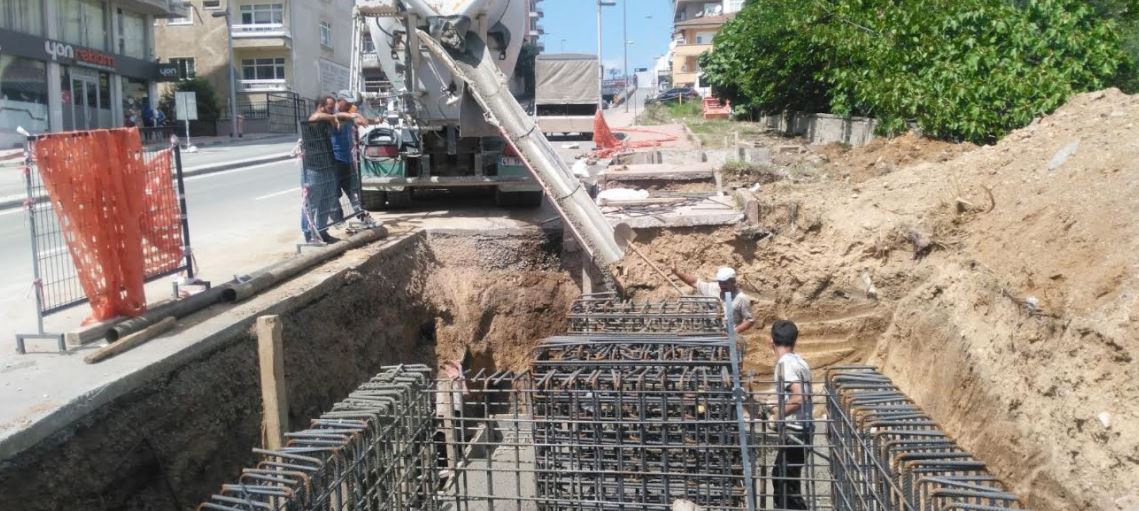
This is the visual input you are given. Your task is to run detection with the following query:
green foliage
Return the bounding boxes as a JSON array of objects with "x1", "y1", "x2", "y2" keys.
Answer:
[
  {"x1": 513, "y1": 43, "x2": 540, "y2": 98},
  {"x1": 158, "y1": 78, "x2": 222, "y2": 122},
  {"x1": 702, "y1": 0, "x2": 1135, "y2": 144}
]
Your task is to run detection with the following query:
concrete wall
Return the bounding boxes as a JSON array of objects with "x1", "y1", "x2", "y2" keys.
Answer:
[{"x1": 758, "y1": 111, "x2": 879, "y2": 147}]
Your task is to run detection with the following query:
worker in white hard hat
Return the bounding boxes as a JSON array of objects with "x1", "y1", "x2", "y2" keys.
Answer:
[{"x1": 672, "y1": 265, "x2": 755, "y2": 334}]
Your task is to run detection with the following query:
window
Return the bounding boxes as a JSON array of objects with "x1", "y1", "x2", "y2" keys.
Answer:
[
  {"x1": 59, "y1": 0, "x2": 109, "y2": 49},
  {"x1": 242, "y1": 58, "x2": 286, "y2": 80},
  {"x1": 362, "y1": 34, "x2": 376, "y2": 53},
  {"x1": 239, "y1": 3, "x2": 284, "y2": 26},
  {"x1": 170, "y1": 58, "x2": 196, "y2": 79},
  {"x1": 320, "y1": 21, "x2": 332, "y2": 48},
  {"x1": 0, "y1": 56, "x2": 50, "y2": 136},
  {"x1": 117, "y1": 8, "x2": 147, "y2": 59},
  {"x1": 203, "y1": 0, "x2": 221, "y2": 8},
  {"x1": 0, "y1": 0, "x2": 45, "y2": 36},
  {"x1": 167, "y1": 2, "x2": 192, "y2": 25}
]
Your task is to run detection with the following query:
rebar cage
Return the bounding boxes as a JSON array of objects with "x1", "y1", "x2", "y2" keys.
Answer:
[
  {"x1": 198, "y1": 364, "x2": 1029, "y2": 511},
  {"x1": 566, "y1": 293, "x2": 726, "y2": 335}
]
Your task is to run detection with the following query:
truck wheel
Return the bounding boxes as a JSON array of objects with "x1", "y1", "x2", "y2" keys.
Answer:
[
  {"x1": 362, "y1": 190, "x2": 388, "y2": 211},
  {"x1": 495, "y1": 189, "x2": 543, "y2": 208},
  {"x1": 386, "y1": 189, "x2": 413, "y2": 209}
]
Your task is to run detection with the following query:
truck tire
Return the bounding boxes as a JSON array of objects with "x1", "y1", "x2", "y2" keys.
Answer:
[
  {"x1": 361, "y1": 190, "x2": 388, "y2": 211},
  {"x1": 495, "y1": 189, "x2": 543, "y2": 208},
  {"x1": 386, "y1": 189, "x2": 413, "y2": 209}
]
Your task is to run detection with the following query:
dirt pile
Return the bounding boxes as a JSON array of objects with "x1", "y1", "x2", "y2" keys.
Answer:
[
  {"x1": 617, "y1": 89, "x2": 1138, "y2": 510},
  {"x1": 818, "y1": 131, "x2": 977, "y2": 183}
]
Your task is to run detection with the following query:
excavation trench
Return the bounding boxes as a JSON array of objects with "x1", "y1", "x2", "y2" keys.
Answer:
[
  {"x1": 0, "y1": 228, "x2": 579, "y2": 511},
  {"x1": 0, "y1": 220, "x2": 1068, "y2": 510}
]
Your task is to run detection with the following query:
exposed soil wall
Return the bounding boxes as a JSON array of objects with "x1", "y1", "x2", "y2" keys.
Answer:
[{"x1": 0, "y1": 228, "x2": 575, "y2": 511}]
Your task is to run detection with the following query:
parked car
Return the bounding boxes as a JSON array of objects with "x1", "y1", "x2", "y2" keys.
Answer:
[{"x1": 645, "y1": 87, "x2": 700, "y2": 105}]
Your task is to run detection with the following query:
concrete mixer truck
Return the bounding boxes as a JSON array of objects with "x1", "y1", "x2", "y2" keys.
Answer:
[
  {"x1": 349, "y1": 0, "x2": 625, "y2": 265},
  {"x1": 350, "y1": 0, "x2": 541, "y2": 209}
]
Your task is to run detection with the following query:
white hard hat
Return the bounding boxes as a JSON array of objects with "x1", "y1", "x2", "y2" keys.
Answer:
[{"x1": 715, "y1": 267, "x2": 736, "y2": 282}]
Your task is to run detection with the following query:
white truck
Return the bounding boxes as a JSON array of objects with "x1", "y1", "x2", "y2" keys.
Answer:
[{"x1": 534, "y1": 54, "x2": 600, "y2": 137}]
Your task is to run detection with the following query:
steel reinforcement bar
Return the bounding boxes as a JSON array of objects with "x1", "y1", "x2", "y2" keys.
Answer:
[
  {"x1": 197, "y1": 364, "x2": 437, "y2": 511},
  {"x1": 566, "y1": 293, "x2": 726, "y2": 335},
  {"x1": 826, "y1": 366, "x2": 1029, "y2": 511}
]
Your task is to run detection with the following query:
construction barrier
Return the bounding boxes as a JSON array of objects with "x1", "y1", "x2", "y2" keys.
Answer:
[
  {"x1": 591, "y1": 110, "x2": 678, "y2": 158},
  {"x1": 15, "y1": 128, "x2": 194, "y2": 353}
]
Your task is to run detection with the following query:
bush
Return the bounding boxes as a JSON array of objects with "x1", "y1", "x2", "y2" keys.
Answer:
[
  {"x1": 158, "y1": 78, "x2": 223, "y2": 123},
  {"x1": 702, "y1": 0, "x2": 1134, "y2": 144}
]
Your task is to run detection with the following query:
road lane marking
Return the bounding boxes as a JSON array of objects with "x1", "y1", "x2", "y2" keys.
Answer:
[
  {"x1": 255, "y1": 187, "x2": 300, "y2": 201},
  {"x1": 183, "y1": 160, "x2": 297, "y2": 182}
]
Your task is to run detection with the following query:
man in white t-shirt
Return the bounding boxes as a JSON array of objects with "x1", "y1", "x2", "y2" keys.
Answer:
[
  {"x1": 765, "y1": 319, "x2": 812, "y2": 510},
  {"x1": 672, "y1": 265, "x2": 756, "y2": 334}
]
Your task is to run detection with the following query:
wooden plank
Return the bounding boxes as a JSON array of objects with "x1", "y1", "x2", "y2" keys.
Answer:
[
  {"x1": 257, "y1": 315, "x2": 288, "y2": 450},
  {"x1": 83, "y1": 316, "x2": 177, "y2": 364}
]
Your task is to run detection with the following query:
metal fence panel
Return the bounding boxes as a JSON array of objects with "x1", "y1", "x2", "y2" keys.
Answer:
[{"x1": 15, "y1": 131, "x2": 194, "y2": 353}]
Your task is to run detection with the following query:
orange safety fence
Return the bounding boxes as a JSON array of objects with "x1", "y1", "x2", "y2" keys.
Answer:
[
  {"x1": 590, "y1": 111, "x2": 679, "y2": 158},
  {"x1": 32, "y1": 128, "x2": 185, "y2": 322}
]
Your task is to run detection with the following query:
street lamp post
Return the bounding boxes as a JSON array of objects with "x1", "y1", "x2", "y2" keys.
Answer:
[
  {"x1": 597, "y1": 0, "x2": 616, "y2": 111},
  {"x1": 623, "y1": 0, "x2": 628, "y2": 113},
  {"x1": 212, "y1": 4, "x2": 239, "y2": 138}
]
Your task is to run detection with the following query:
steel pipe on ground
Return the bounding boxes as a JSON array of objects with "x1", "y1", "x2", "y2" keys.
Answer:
[{"x1": 104, "y1": 227, "x2": 388, "y2": 342}]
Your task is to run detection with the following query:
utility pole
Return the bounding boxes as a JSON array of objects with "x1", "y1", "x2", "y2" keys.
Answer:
[
  {"x1": 623, "y1": 0, "x2": 628, "y2": 113},
  {"x1": 597, "y1": 0, "x2": 615, "y2": 111},
  {"x1": 213, "y1": 3, "x2": 239, "y2": 138}
]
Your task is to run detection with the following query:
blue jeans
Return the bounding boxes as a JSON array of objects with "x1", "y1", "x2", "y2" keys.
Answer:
[{"x1": 301, "y1": 166, "x2": 338, "y2": 241}]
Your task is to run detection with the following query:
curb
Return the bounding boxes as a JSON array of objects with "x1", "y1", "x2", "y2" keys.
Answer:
[{"x1": 0, "y1": 153, "x2": 296, "y2": 212}]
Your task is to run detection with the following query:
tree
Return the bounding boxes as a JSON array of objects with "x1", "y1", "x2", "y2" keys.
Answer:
[
  {"x1": 700, "y1": 0, "x2": 1133, "y2": 143},
  {"x1": 158, "y1": 77, "x2": 222, "y2": 123}
]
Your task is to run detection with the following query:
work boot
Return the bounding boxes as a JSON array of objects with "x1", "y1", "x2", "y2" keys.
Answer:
[{"x1": 319, "y1": 231, "x2": 340, "y2": 244}]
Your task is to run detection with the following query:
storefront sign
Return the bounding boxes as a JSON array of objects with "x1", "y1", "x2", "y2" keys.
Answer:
[
  {"x1": 0, "y1": 28, "x2": 157, "y2": 80},
  {"x1": 157, "y1": 63, "x2": 181, "y2": 82}
]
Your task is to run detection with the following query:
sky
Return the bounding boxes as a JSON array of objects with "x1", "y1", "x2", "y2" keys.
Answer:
[{"x1": 539, "y1": 0, "x2": 674, "y2": 76}]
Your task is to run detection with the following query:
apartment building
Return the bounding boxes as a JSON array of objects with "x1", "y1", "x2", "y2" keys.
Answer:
[
  {"x1": 0, "y1": 0, "x2": 178, "y2": 148},
  {"x1": 524, "y1": 0, "x2": 544, "y2": 51},
  {"x1": 667, "y1": 0, "x2": 741, "y2": 89},
  {"x1": 154, "y1": 0, "x2": 355, "y2": 120}
]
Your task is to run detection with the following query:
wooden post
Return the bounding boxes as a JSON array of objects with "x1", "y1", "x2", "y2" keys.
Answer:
[{"x1": 257, "y1": 315, "x2": 288, "y2": 450}]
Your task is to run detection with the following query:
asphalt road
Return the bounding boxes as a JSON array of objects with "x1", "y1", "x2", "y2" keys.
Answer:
[
  {"x1": 0, "y1": 101, "x2": 637, "y2": 352},
  {"x1": 0, "y1": 157, "x2": 304, "y2": 349}
]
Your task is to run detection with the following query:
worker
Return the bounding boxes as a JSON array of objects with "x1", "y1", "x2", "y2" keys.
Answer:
[
  {"x1": 330, "y1": 90, "x2": 371, "y2": 224},
  {"x1": 299, "y1": 96, "x2": 342, "y2": 244},
  {"x1": 672, "y1": 265, "x2": 756, "y2": 334},
  {"x1": 766, "y1": 320, "x2": 813, "y2": 510}
]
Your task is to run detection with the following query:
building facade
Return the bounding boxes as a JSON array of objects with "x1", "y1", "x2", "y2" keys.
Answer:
[
  {"x1": 667, "y1": 0, "x2": 741, "y2": 89},
  {"x1": 153, "y1": 0, "x2": 356, "y2": 125},
  {"x1": 524, "y1": 0, "x2": 543, "y2": 51},
  {"x1": 0, "y1": 0, "x2": 177, "y2": 148}
]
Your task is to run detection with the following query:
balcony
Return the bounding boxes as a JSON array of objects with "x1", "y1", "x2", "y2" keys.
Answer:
[
  {"x1": 529, "y1": 9, "x2": 543, "y2": 18},
  {"x1": 672, "y1": 43, "x2": 712, "y2": 56},
  {"x1": 362, "y1": 51, "x2": 381, "y2": 69},
  {"x1": 120, "y1": 0, "x2": 179, "y2": 16},
  {"x1": 240, "y1": 79, "x2": 289, "y2": 92},
  {"x1": 232, "y1": 23, "x2": 292, "y2": 49}
]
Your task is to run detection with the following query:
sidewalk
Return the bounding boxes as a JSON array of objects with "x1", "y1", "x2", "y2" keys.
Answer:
[{"x1": 0, "y1": 133, "x2": 298, "y2": 210}]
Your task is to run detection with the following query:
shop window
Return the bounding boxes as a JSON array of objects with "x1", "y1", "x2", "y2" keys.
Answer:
[
  {"x1": 239, "y1": 3, "x2": 284, "y2": 26},
  {"x1": 242, "y1": 58, "x2": 286, "y2": 81},
  {"x1": 0, "y1": 56, "x2": 49, "y2": 145},
  {"x1": 121, "y1": 77, "x2": 150, "y2": 127},
  {"x1": 0, "y1": 0, "x2": 45, "y2": 36},
  {"x1": 59, "y1": 0, "x2": 109, "y2": 50},
  {"x1": 117, "y1": 8, "x2": 147, "y2": 59}
]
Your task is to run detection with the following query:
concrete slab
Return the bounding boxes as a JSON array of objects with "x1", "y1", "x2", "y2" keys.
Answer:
[
  {"x1": 601, "y1": 162, "x2": 718, "y2": 183},
  {"x1": 604, "y1": 196, "x2": 742, "y2": 229}
]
